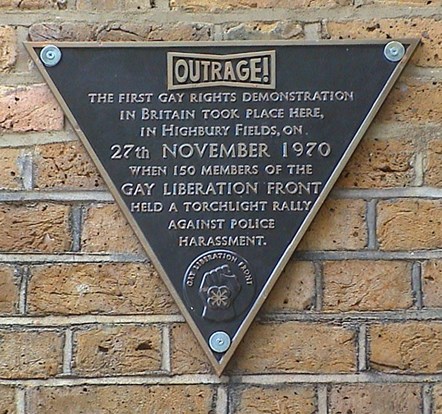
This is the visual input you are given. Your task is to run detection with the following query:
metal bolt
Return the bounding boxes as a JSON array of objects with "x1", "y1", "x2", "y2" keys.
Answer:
[
  {"x1": 384, "y1": 41, "x2": 405, "y2": 62},
  {"x1": 40, "y1": 45, "x2": 62, "y2": 67},
  {"x1": 209, "y1": 331, "x2": 231, "y2": 353}
]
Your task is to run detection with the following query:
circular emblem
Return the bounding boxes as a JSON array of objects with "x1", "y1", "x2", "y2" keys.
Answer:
[{"x1": 184, "y1": 250, "x2": 255, "y2": 323}]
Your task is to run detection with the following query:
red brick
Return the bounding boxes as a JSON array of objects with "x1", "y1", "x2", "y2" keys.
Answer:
[
  {"x1": 231, "y1": 321, "x2": 356, "y2": 374},
  {"x1": 370, "y1": 322, "x2": 442, "y2": 373},
  {"x1": 27, "y1": 385, "x2": 215, "y2": 413},
  {"x1": 326, "y1": 18, "x2": 442, "y2": 68},
  {"x1": 235, "y1": 386, "x2": 316, "y2": 414},
  {"x1": 73, "y1": 325, "x2": 162, "y2": 376},
  {"x1": 27, "y1": 263, "x2": 178, "y2": 315},
  {"x1": 262, "y1": 261, "x2": 315, "y2": 312},
  {"x1": 0, "y1": 85, "x2": 63, "y2": 133},
  {"x1": 329, "y1": 384, "x2": 421, "y2": 414},
  {"x1": 0, "y1": 265, "x2": 18, "y2": 314},
  {"x1": 377, "y1": 199, "x2": 442, "y2": 250},
  {"x1": 81, "y1": 204, "x2": 143, "y2": 254},
  {"x1": 0, "y1": 148, "x2": 22, "y2": 190},
  {"x1": 299, "y1": 199, "x2": 367, "y2": 251},
  {"x1": 34, "y1": 142, "x2": 104, "y2": 190},
  {"x1": 0, "y1": 203, "x2": 71, "y2": 253},
  {"x1": 323, "y1": 261, "x2": 413, "y2": 311},
  {"x1": 0, "y1": 330, "x2": 63, "y2": 378},
  {"x1": 0, "y1": 27, "x2": 16, "y2": 72},
  {"x1": 171, "y1": 0, "x2": 351, "y2": 12}
]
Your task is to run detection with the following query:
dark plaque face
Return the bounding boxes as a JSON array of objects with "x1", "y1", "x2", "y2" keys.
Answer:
[{"x1": 27, "y1": 40, "x2": 417, "y2": 374}]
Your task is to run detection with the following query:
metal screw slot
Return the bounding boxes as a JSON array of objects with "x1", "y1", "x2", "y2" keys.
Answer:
[
  {"x1": 40, "y1": 45, "x2": 62, "y2": 67},
  {"x1": 209, "y1": 331, "x2": 231, "y2": 353},
  {"x1": 384, "y1": 41, "x2": 405, "y2": 62}
]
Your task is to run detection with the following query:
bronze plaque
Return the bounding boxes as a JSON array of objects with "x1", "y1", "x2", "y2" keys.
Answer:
[{"x1": 26, "y1": 40, "x2": 418, "y2": 374}]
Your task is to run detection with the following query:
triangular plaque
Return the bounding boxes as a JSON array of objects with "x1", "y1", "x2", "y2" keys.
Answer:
[{"x1": 26, "y1": 40, "x2": 418, "y2": 375}]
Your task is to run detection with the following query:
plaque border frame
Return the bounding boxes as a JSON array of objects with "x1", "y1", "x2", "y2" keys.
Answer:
[{"x1": 25, "y1": 39, "x2": 419, "y2": 376}]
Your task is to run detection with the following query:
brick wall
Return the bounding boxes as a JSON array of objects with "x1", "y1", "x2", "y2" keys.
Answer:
[{"x1": 0, "y1": 0, "x2": 441, "y2": 413}]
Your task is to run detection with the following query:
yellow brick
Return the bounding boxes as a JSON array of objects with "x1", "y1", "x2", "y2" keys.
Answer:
[
  {"x1": 27, "y1": 385, "x2": 215, "y2": 413},
  {"x1": 28, "y1": 263, "x2": 178, "y2": 315},
  {"x1": 330, "y1": 384, "x2": 421, "y2": 414},
  {"x1": 299, "y1": 199, "x2": 367, "y2": 250},
  {"x1": 0, "y1": 330, "x2": 63, "y2": 378},
  {"x1": 0, "y1": 203, "x2": 71, "y2": 253},
  {"x1": 81, "y1": 204, "x2": 143, "y2": 254},
  {"x1": 236, "y1": 386, "x2": 316, "y2": 414},
  {"x1": 377, "y1": 199, "x2": 442, "y2": 250},
  {"x1": 0, "y1": 27, "x2": 16, "y2": 72},
  {"x1": 0, "y1": 265, "x2": 18, "y2": 314},
  {"x1": 73, "y1": 325, "x2": 162, "y2": 376},
  {"x1": 326, "y1": 18, "x2": 442, "y2": 68},
  {"x1": 263, "y1": 261, "x2": 315, "y2": 312},
  {"x1": 34, "y1": 142, "x2": 104, "y2": 190},
  {"x1": 370, "y1": 322, "x2": 442, "y2": 373},
  {"x1": 422, "y1": 260, "x2": 442, "y2": 308},
  {"x1": 337, "y1": 137, "x2": 415, "y2": 188},
  {"x1": 323, "y1": 261, "x2": 413, "y2": 311},
  {"x1": 232, "y1": 321, "x2": 356, "y2": 374}
]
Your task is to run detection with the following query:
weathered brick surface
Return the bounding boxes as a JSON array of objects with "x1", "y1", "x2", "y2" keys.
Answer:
[
  {"x1": 434, "y1": 384, "x2": 442, "y2": 414},
  {"x1": 231, "y1": 322, "x2": 356, "y2": 374},
  {"x1": 370, "y1": 322, "x2": 442, "y2": 373},
  {"x1": 326, "y1": 18, "x2": 442, "y2": 67},
  {"x1": 81, "y1": 204, "x2": 142, "y2": 254},
  {"x1": 76, "y1": 0, "x2": 121, "y2": 10},
  {"x1": 27, "y1": 385, "x2": 215, "y2": 413},
  {"x1": 299, "y1": 199, "x2": 367, "y2": 251},
  {"x1": 0, "y1": 0, "x2": 64, "y2": 9},
  {"x1": 0, "y1": 27, "x2": 17, "y2": 73},
  {"x1": 379, "y1": 79, "x2": 442, "y2": 123},
  {"x1": 0, "y1": 203, "x2": 71, "y2": 253},
  {"x1": 29, "y1": 22, "x2": 97, "y2": 42},
  {"x1": 422, "y1": 260, "x2": 442, "y2": 308},
  {"x1": 337, "y1": 137, "x2": 415, "y2": 188},
  {"x1": 377, "y1": 199, "x2": 442, "y2": 250},
  {"x1": 0, "y1": 85, "x2": 63, "y2": 133},
  {"x1": 73, "y1": 325, "x2": 162, "y2": 376},
  {"x1": 262, "y1": 260, "x2": 315, "y2": 312},
  {"x1": 0, "y1": 265, "x2": 18, "y2": 314},
  {"x1": 29, "y1": 22, "x2": 212, "y2": 42},
  {"x1": 329, "y1": 384, "x2": 421, "y2": 414},
  {"x1": 34, "y1": 142, "x2": 104, "y2": 190},
  {"x1": 28, "y1": 263, "x2": 178, "y2": 315},
  {"x1": 171, "y1": 324, "x2": 212, "y2": 374},
  {"x1": 0, "y1": 330, "x2": 63, "y2": 378},
  {"x1": 323, "y1": 260, "x2": 413, "y2": 311},
  {"x1": 171, "y1": 0, "x2": 351, "y2": 12},
  {"x1": 223, "y1": 21, "x2": 303, "y2": 40},
  {"x1": 234, "y1": 385, "x2": 316, "y2": 414},
  {"x1": 0, "y1": 385, "x2": 15, "y2": 414},
  {"x1": 424, "y1": 138, "x2": 442, "y2": 187},
  {"x1": 0, "y1": 148, "x2": 22, "y2": 190}
]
